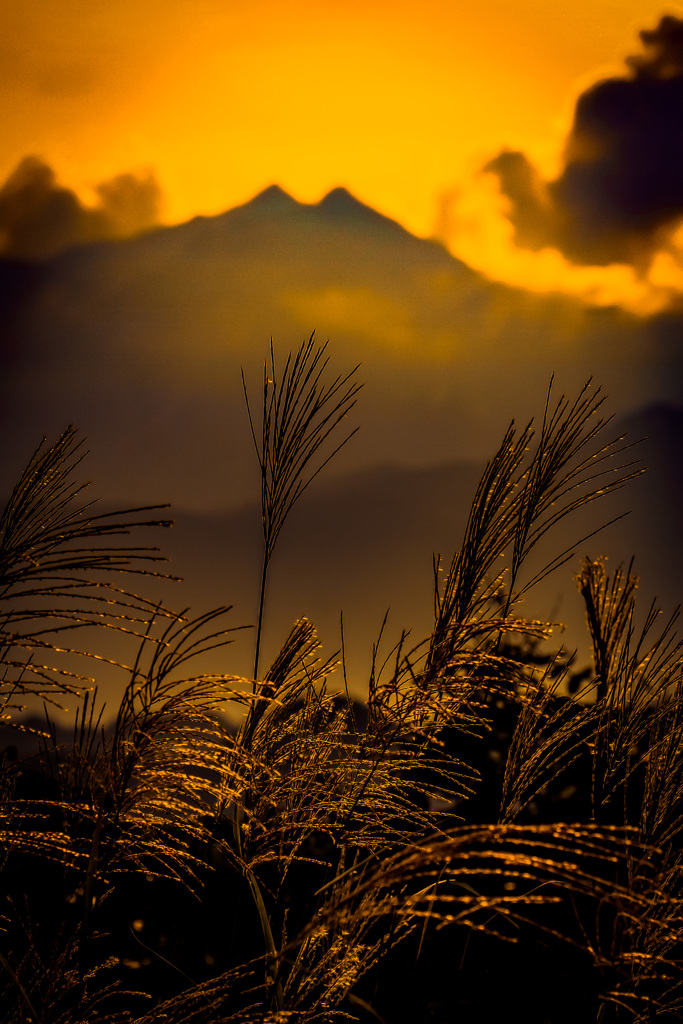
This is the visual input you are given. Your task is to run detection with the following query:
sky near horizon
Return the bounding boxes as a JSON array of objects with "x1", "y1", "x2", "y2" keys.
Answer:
[{"x1": 4, "y1": 0, "x2": 683, "y2": 309}]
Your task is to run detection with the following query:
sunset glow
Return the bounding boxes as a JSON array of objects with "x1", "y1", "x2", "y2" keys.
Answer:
[
  {"x1": 439, "y1": 166, "x2": 683, "y2": 314},
  {"x1": 3, "y1": 0, "x2": 678, "y2": 302}
]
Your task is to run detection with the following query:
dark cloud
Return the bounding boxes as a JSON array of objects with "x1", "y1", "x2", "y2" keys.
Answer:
[
  {"x1": 0, "y1": 157, "x2": 162, "y2": 261},
  {"x1": 486, "y1": 16, "x2": 683, "y2": 267},
  {"x1": 484, "y1": 150, "x2": 555, "y2": 251}
]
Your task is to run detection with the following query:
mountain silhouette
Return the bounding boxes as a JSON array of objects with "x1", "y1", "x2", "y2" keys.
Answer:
[{"x1": 2, "y1": 183, "x2": 680, "y2": 511}]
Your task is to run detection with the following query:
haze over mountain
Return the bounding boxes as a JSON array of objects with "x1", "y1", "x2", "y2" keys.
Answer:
[
  {"x1": 1, "y1": 186, "x2": 681, "y2": 704},
  {"x1": 2, "y1": 184, "x2": 681, "y2": 506}
]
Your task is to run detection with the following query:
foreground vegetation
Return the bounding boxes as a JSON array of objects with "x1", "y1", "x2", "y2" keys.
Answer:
[{"x1": 1, "y1": 337, "x2": 682, "y2": 1023}]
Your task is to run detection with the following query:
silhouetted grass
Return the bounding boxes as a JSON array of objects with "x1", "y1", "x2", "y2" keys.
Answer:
[{"x1": 1, "y1": 338, "x2": 681, "y2": 1023}]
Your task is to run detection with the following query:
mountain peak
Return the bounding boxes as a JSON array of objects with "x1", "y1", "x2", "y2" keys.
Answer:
[
  {"x1": 318, "y1": 187, "x2": 370, "y2": 216},
  {"x1": 244, "y1": 184, "x2": 299, "y2": 211},
  {"x1": 316, "y1": 187, "x2": 413, "y2": 241}
]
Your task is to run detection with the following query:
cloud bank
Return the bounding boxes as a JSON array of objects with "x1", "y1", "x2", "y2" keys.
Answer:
[
  {"x1": 489, "y1": 16, "x2": 683, "y2": 269},
  {"x1": 439, "y1": 16, "x2": 683, "y2": 313},
  {"x1": 0, "y1": 156, "x2": 162, "y2": 260}
]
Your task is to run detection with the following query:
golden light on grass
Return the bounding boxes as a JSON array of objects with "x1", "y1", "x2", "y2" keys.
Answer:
[{"x1": 2, "y1": 347, "x2": 682, "y2": 1018}]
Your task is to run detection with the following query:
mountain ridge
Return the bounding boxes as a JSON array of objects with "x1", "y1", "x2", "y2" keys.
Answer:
[
  {"x1": 121, "y1": 182, "x2": 461, "y2": 272},
  {"x1": 0, "y1": 183, "x2": 459, "y2": 278}
]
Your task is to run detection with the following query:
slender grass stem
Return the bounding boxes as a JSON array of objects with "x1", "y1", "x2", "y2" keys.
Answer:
[
  {"x1": 242, "y1": 334, "x2": 360, "y2": 688},
  {"x1": 230, "y1": 816, "x2": 284, "y2": 1010},
  {"x1": 253, "y1": 549, "x2": 269, "y2": 684},
  {"x1": 0, "y1": 951, "x2": 40, "y2": 1023}
]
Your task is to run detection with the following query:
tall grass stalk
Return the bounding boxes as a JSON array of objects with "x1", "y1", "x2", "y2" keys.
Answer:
[{"x1": 242, "y1": 333, "x2": 360, "y2": 681}]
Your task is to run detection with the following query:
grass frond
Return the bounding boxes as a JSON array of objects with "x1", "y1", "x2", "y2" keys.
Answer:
[
  {"x1": 242, "y1": 334, "x2": 361, "y2": 679},
  {"x1": 578, "y1": 556, "x2": 683, "y2": 818},
  {"x1": 0, "y1": 426, "x2": 176, "y2": 715},
  {"x1": 426, "y1": 379, "x2": 643, "y2": 683}
]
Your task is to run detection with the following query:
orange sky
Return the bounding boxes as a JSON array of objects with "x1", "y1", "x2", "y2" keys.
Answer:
[{"x1": 3, "y1": 0, "x2": 681, "y2": 307}]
